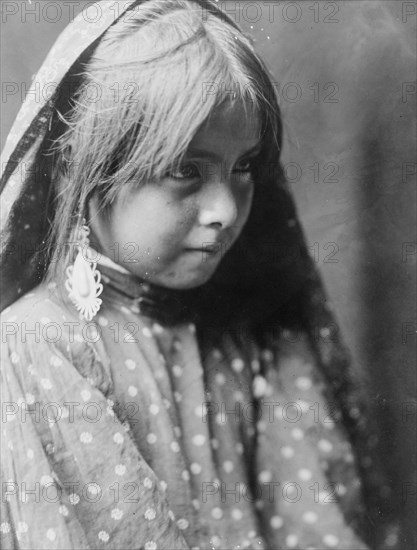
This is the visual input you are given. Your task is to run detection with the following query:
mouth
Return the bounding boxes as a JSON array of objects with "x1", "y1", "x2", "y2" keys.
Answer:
[
  {"x1": 184, "y1": 243, "x2": 225, "y2": 259},
  {"x1": 185, "y1": 243, "x2": 223, "y2": 253},
  {"x1": 184, "y1": 249, "x2": 218, "y2": 256}
]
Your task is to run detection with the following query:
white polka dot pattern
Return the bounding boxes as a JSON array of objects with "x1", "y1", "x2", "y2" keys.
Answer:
[{"x1": 0, "y1": 254, "x2": 378, "y2": 550}]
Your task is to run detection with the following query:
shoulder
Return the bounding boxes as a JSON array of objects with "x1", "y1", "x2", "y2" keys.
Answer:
[
  {"x1": 2, "y1": 280, "x2": 72, "y2": 323},
  {"x1": 1, "y1": 281, "x2": 83, "y2": 347},
  {"x1": 1, "y1": 281, "x2": 113, "y2": 400},
  {"x1": 1, "y1": 281, "x2": 100, "y2": 374}
]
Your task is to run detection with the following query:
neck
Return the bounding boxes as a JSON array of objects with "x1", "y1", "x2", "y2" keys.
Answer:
[{"x1": 88, "y1": 246, "x2": 202, "y2": 326}]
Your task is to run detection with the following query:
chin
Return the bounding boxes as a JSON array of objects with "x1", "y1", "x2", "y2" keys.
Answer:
[{"x1": 158, "y1": 267, "x2": 218, "y2": 290}]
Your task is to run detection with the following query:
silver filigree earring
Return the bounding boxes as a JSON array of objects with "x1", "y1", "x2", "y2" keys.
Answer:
[{"x1": 65, "y1": 219, "x2": 103, "y2": 321}]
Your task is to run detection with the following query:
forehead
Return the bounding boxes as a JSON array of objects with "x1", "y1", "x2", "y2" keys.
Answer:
[{"x1": 188, "y1": 101, "x2": 262, "y2": 156}]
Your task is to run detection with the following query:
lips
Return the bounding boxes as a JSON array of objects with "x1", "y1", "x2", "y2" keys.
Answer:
[{"x1": 185, "y1": 243, "x2": 223, "y2": 254}]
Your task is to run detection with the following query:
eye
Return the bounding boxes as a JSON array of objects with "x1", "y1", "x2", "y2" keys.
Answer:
[
  {"x1": 233, "y1": 157, "x2": 258, "y2": 179},
  {"x1": 167, "y1": 163, "x2": 200, "y2": 180}
]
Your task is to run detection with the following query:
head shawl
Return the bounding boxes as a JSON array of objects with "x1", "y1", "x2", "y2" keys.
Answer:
[{"x1": 0, "y1": 0, "x2": 391, "y2": 542}]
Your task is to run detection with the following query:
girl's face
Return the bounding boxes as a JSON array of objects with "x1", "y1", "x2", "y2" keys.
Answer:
[{"x1": 89, "y1": 101, "x2": 261, "y2": 289}]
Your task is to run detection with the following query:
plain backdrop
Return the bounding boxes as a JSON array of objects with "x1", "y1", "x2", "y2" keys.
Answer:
[{"x1": 1, "y1": 1, "x2": 416, "y2": 546}]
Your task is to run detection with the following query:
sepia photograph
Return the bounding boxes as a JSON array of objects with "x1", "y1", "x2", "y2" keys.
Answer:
[{"x1": 1, "y1": 1, "x2": 416, "y2": 549}]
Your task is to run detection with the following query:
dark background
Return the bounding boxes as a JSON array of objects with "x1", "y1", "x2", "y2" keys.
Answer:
[{"x1": 1, "y1": 1, "x2": 416, "y2": 546}]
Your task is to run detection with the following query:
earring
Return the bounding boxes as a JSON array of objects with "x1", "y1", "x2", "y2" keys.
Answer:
[{"x1": 65, "y1": 220, "x2": 103, "y2": 321}]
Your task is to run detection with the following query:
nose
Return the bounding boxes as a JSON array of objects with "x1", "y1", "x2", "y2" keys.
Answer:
[{"x1": 197, "y1": 180, "x2": 239, "y2": 229}]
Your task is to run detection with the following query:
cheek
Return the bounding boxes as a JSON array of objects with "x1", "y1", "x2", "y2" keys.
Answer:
[
  {"x1": 112, "y1": 194, "x2": 196, "y2": 252},
  {"x1": 237, "y1": 185, "x2": 255, "y2": 225},
  {"x1": 158, "y1": 202, "x2": 198, "y2": 256}
]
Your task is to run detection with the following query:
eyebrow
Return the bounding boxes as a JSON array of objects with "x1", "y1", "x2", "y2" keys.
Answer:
[{"x1": 185, "y1": 141, "x2": 263, "y2": 162}]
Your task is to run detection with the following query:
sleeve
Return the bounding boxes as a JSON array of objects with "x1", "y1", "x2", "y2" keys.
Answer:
[{"x1": 0, "y1": 301, "x2": 190, "y2": 550}]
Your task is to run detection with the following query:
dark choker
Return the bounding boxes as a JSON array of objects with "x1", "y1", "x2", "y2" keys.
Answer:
[{"x1": 95, "y1": 255, "x2": 201, "y2": 326}]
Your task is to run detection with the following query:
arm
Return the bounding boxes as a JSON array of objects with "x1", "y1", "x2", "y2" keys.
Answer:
[{"x1": 1, "y1": 302, "x2": 190, "y2": 550}]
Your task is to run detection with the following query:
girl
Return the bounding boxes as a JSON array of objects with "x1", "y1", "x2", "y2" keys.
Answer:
[{"x1": 0, "y1": 1, "x2": 398, "y2": 549}]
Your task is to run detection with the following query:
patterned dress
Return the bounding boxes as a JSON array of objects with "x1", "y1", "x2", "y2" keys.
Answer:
[{"x1": 0, "y1": 254, "x2": 370, "y2": 550}]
